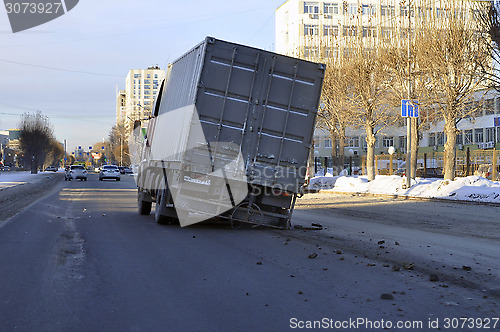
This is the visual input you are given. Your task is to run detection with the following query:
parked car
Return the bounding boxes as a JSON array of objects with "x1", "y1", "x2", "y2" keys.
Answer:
[
  {"x1": 99, "y1": 165, "x2": 121, "y2": 181},
  {"x1": 45, "y1": 166, "x2": 58, "y2": 172},
  {"x1": 65, "y1": 165, "x2": 87, "y2": 181},
  {"x1": 123, "y1": 167, "x2": 133, "y2": 175},
  {"x1": 118, "y1": 166, "x2": 133, "y2": 174}
]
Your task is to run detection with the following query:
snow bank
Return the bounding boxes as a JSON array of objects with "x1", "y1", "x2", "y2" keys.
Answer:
[
  {"x1": 309, "y1": 174, "x2": 500, "y2": 203},
  {"x1": 0, "y1": 171, "x2": 56, "y2": 190}
]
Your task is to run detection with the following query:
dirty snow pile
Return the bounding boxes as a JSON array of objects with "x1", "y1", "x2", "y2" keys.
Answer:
[
  {"x1": 0, "y1": 171, "x2": 58, "y2": 190},
  {"x1": 308, "y1": 174, "x2": 500, "y2": 203}
]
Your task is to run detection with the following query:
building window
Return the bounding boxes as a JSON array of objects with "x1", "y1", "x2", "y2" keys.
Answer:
[
  {"x1": 428, "y1": 133, "x2": 436, "y2": 146},
  {"x1": 346, "y1": 136, "x2": 360, "y2": 148},
  {"x1": 343, "y1": 25, "x2": 357, "y2": 37},
  {"x1": 144, "y1": 101, "x2": 151, "y2": 105},
  {"x1": 304, "y1": 24, "x2": 319, "y2": 36},
  {"x1": 437, "y1": 132, "x2": 445, "y2": 146},
  {"x1": 381, "y1": 27, "x2": 394, "y2": 38},
  {"x1": 144, "y1": 96, "x2": 150, "y2": 99},
  {"x1": 485, "y1": 99, "x2": 495, "y2": 115},
  {"x1": 362, "y1": 27, "x2": 377, "y2": 37},
  {"x1": 324, "y1": 138, "x2": 332, "y2": 148},
  {"x1": 324, "y1": 3, "x2": 339, "y2": 16},
  {"x1": 399, "y1": 136, "x2": 406, "y2": 150},
  {"x1": 362, "y1": 4, "x2": 376, "y2": 15},
  {"x1": 304, "y1": 46, "x2": 319, "y2": 58},
  {"x1": 144, "y1": 90, "x2": 150, "y2": 95},
  {"x1": 323, "y1": 25, "x2": 338, "y2": 36},
  {"x1": 456, "y1": 132, "x2": 463, "y2": 145},
  {"x1": 464, "y1": 130, "x2": 473, "y2": 144},
  {"x1": 497, "y1": 127, "x2": 500, "y2": 143},
  {"x1": 134, "y1": 74, "x2": 141, "y2": 78},
  {"x1": 324, "y1": 46, "x2": 338, "y2": 58},
  {"x1": 144, "y1": 85, "x2": 150, "y2": 89},
  {"x1": 153, "y1": 80, "x2": 158, "y2": 84},
  {"x1": 345, "y1": 4, "x2": 357, "y2": 15},
  {"x1": 486, "y1": 127, "x2": 495, "y2": 142},
  {"x1": 382, "y1": 137, "x2": 394, "y2": 148},
  {"x1": 381, "y1": 5, "x2": 395, "y2": 16},
  {"x1": 304, "y1": 2, "x2": 319, "y2": 13},
  {"x1": 144, "y1": 79, "x2": 150, "y2": 84},
  {"x1": 147, "y1": 74, "x2": 150, "y2": 78},
  {"x1": 474, "y1": 128, "x2": 484, "y2": 143}
]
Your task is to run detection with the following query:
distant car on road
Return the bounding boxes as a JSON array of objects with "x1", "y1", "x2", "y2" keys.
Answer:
[
  {"x1": 44, "y1": 166, "x2": 58, "y2": 172},
  {"x1": 99, "y1": 165, "x2": 121, "y2": 181},
  {"x1": 118, "y1": 166, "x2": 133, "y2": 175},
  {"x1": 123, "y1": 167, "x2": 133, "y2": 175},
  {"x1": 65, "y1": 165, "x2": 87, "y2": 181},
  {"x1": 94, "y1": 167, "x2": 101, "y2": 173}
]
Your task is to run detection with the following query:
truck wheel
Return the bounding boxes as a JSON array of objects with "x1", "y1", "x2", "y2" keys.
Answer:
[
  {"x1": 138, "y1": 192, "x2": 152, "y2": 215},
  {"x1": 154, "y1": 191, "x2": 169, "y2": 224}
]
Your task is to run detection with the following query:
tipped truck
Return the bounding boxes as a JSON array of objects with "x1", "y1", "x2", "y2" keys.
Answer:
[{"x1": 135, "y1": 37, "x2": 324, "y2": 228}]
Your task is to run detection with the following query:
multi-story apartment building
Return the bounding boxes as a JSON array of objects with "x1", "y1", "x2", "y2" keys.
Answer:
[
  {"x1": 276, "y1": 0, "x2": 411, "y2": 61},
  {"x1": 116, "y1": 90, "x2": 126, "y2": 126},
  {"x1": 275, "y1": 0, "x2": 500, "y2": 159},
  {"x1": 121, "y1": 66, "x2": 165, "y2": 135}
]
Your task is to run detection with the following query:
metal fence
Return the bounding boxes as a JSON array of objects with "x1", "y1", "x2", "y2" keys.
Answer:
[{"x1": 361, "y1": 149, "x2": 500, "y2": 181}]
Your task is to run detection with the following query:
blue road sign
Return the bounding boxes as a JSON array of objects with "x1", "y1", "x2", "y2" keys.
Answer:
[
  {"x1": 495, "y1": 117, "x2": 500, "y2": 127},
  {"x1": 401, "y1": 99, "x2": 419, "y2": 118}
]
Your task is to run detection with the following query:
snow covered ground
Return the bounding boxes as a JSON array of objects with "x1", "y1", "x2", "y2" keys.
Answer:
[
  {"x1": 0, "y1": 171, "x2": 62, "y2": 190},
  {"x1": 309, "y1": 174, "x2": 500, "y2": 203}
]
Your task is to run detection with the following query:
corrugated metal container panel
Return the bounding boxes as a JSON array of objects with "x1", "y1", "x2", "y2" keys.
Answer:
[{"x1": 153, "y1": 37, "x2": 324, "y2": 193}]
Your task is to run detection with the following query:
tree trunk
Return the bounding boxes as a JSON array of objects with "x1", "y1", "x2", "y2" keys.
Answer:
[
  {"x1": 330, "y1": 132, "x2": 339, "y2": 175},
  {"x1": 338, "y1": 134, "x2": 346, "y2": 173},
  {"x1": 365, "y1": 125, "x2": 376, "y2": 181},
  {"x1": 443, "y1": 119, "x2": 457, "y2": 181},
  {"x1": 410, "y1": 117, "x2": 419, "y2": 179},
  {"x1": 31, "y1": 156, "x2": 37, "y2": 174}
]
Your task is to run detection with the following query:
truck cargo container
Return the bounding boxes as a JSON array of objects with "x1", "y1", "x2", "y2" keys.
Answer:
[{"x1": 135, "y1": 37, "x2": 324, "y2": 228}]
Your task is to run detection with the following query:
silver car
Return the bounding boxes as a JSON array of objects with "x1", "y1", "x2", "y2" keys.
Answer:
[
  {"x1": 65, "y1": 165, "x2": 87, "y2": 181},
  {"x1": 99, "y1": 165, "x2": 121, "y2": 181}
]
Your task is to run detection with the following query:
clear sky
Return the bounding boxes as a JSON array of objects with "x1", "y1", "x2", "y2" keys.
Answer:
[{"x1": 0, "y1": 0, "x2": 285, "y2": 151}]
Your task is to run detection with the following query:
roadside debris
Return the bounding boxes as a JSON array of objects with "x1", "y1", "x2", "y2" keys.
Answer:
[
  {"x1": 295, "y1": 223, "x2": 323, "y2": 230},
  {"x1": 308, "y1": 253, "x2": 318, "y2": 259}
]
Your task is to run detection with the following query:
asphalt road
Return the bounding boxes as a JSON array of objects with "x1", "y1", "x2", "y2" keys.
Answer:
[{"x1": 0, "y1": 175, "x2": 498, "y2": 331}]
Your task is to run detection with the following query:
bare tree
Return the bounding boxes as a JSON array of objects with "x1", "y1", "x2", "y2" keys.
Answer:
[
  {"x1": 108, "y1": 124, "x2": 130, "y2": 166},
  {"x1": 422, "y1": 0, "x2": 490, "y2": 180},
  {"x1": 19, "y1": 111, "x2": 54, "y2": 174},
  {"x1": 317, "y1": 57, "x2": 353, "y2": 173},
  {"x1": 476, "y1": 1, "x2": 500, "y2": 91},
  {"x1": 43, "y1": 139, "x2": 64, "y2": 168},
  {"x1": 343, "y1": 46, "x2": 394, "y2": 181}
]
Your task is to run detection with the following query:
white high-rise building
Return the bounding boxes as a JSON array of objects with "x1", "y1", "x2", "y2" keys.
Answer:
[
  {"x1": 121, "y1": 66, "x2": 165, "y2": 134},
  {"x1": 116, "y1": 89, "x2": 126, "y2": 126},
  {"x1": 275, "y1": 0, "x2": 467, "y2": 61},
  {"x1": 275, "y1": 0, "x2": 500, "y2": 161}
]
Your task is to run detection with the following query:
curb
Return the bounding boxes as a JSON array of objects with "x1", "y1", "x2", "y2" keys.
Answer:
[{"x1": 316, "y1": 190, "x2": 500, "y2": 207}]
